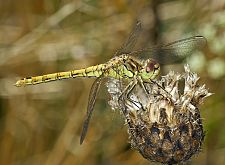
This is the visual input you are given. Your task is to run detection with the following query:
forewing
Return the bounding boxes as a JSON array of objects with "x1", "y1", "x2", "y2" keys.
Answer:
[
  {"x1": 114, "y1": 21, "x2": 142, "y2": 56},
  {"x1": 80, "y1": 77, "x2": 102, "y2": 144},
  {"x1": 130, "y1": 36, "x2": 207, "y2": 64}
]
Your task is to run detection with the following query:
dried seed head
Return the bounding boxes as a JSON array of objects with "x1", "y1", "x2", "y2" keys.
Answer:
[{"x1": 106, "y1": 65, "x2": 212, "y2": 164}]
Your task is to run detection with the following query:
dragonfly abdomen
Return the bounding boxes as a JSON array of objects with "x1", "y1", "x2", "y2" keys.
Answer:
[
  {"x1": 71, "y1": 64, "x2": 105, "y2": 78},
  {"x1": 15, "y1": 64, "x2": 106, "y2": 87}
]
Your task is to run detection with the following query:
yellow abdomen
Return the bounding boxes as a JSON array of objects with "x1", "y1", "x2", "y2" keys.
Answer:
[{"x1": 15, "y1": 64, "x2": 106, "y2": 87}]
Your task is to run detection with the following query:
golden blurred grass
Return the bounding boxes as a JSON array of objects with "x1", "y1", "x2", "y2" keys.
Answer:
[{"x1": 0, "y1": 0, "x2": 224, "y2": 165}]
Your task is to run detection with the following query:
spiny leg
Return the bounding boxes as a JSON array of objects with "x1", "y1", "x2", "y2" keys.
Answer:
[
  {"x1": 126, "y1": 84, "x2": 146, "y2": 111},
  {"x1": 149, "y1": 79, "x2": 172, "y2": 98},
  {"x1": 118, "y1": 80, "x2": 135, "y2": 114},
  {"x1": 118, "y1": 79, "x2": 145, "y2": 112},
  {"x1": 118, "y1": 92, "x2": 133, "y2": 129},
  {"x1": 117, "y1": 81, "x2": 140, "y2": 138},
  {"x1": 138, "y1": 76, "x2": 150, "y2": 96},
  {"x1": 137, "y1": 77, "x2": 172, "y2": 105}
]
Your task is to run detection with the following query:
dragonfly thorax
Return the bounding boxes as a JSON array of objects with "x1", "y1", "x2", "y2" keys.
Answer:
[{"x1": 139, "y1": 59, "x2": 160, "y2": 81}]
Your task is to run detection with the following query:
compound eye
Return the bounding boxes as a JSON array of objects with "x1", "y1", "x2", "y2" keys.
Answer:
[
  {"x1": 146, "y1": 60, "x2": 159, "y2": 72},
  {"x1": 146, "y1": 62, "x2": 155, "y2": 72}
]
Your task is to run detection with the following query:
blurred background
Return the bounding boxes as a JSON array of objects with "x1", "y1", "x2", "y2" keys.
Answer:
[{"x1": 0, "y1": 0, "x2": 224, "y2": 165}]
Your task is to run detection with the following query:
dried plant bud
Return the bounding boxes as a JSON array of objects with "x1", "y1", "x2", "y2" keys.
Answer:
[{"x1": 107, "y1": 64, "x2": 212, "y2": 164}]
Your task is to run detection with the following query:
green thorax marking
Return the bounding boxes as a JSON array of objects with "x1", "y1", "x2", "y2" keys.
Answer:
[{"x1": 103, "y1": 55, "x2": 142, "y2": 79}]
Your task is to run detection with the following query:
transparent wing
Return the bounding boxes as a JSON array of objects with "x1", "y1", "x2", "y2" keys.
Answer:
[
  {"x1": 114, "y1": 21, "x2": 142, "y2": 57},
  {"x1": 80, "y1": 22, "x2": 142, "y2": 144},
  {"x1": 130, "y1": 36, "x2": 207, "y2": 64},
  {"x1": 80, "y1": 77, "x2": 102, "y2": 144}
]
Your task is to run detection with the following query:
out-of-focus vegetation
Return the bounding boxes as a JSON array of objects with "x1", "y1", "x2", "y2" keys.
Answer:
[{"x1": 0, "y1": 0, "x2": 224, "y2": 165}]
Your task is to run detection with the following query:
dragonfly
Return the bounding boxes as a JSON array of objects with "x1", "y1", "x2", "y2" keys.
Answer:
[{"x1": 15, "y1": 22, "x2": 207, "y2": 144}]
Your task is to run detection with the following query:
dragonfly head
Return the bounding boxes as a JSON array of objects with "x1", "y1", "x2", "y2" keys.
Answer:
[{"x1": 140, "y1": 59, "x2": 160, "y2": 80}]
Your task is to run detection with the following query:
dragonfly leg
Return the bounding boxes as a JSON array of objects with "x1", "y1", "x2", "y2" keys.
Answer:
[
  {"x1": 118, "y1": 80, "x2": 136, "y2": 114},
  {"x1": 138, "y1": 77, "x2": 150, "y2": 96},
  {"x1": 117, "y1": 80, "x2": 145, "y2": 131},
  {"x1": 118, "y1": 93, "x2": 134, "y2": 131},
  {"x1": 118, "y1": 79, "x2": 146, "y2": 113},
  {"x1": 149, "y1": 79, "x2": 172, "y2": 98}
]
